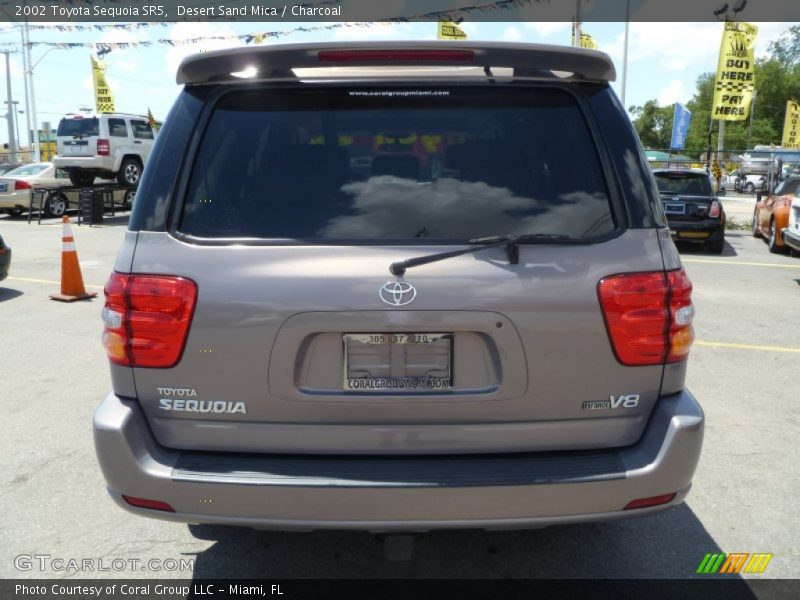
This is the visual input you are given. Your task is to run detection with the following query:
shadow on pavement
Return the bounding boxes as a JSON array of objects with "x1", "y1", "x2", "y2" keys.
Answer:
[
  {"x1": 186, "y1": 504, "x2": 750, "y2": 582},
  {"x1": 675, "y1": 239, "x2": 738, "y2": 258},
  {"x1": 0, "y1": 287, "x2": 23, "y2": 302}
]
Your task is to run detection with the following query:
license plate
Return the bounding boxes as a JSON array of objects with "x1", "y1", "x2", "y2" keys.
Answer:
[
  {"x1": 343, "y1": 333, "x2": 453, "y2": 392},
  {"x1": 0, "y1": 183, "x2": 6, "y2": 193},
  {"x1": 663, "y1": 202, "x2": 686, "y2": 215}
]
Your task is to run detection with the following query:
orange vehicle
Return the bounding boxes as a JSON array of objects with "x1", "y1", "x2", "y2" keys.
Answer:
[{"x1": 752, "y1": 177, "x2": 800, "y2": 253}]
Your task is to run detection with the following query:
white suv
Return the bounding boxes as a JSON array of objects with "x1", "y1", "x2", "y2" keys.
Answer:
[{"x1": 53, "y1": 113, "x2": 155, "y2": 187}]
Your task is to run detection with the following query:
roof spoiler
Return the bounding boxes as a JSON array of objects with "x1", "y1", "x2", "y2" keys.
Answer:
[{"x1": 176, "y1": 41, "x2": 616, "y2": 85}]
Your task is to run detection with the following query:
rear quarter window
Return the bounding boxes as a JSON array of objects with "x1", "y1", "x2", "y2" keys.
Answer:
[
  {"x1": 131, "y1": 120, "x2": 154, "y2": 140},
  {"x1": 178, "y1": 85, "x2": 619, "y2": 242}
]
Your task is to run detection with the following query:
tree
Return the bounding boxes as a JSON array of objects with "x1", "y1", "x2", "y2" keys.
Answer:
[
  {"x1": 629, "y1": 100, "x2": 673, "y2": 149},
  {"x1": 631, "y1": 25, "x2": 800, "y2": 156},
  {"x1": 768, "y1": 25, "x2": 800, "y2": 67}
]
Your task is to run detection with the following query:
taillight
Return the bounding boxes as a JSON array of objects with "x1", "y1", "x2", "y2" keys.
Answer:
[
  {"x1": 709, "y1": 200, "x2": 721, "y2": 218},
  {"x1": 14, "y1": 180, "x2": 31, "y2": 190},
  {"x1": 121, "y1": 495, "x2": 174, "y2": 512},
  {"x1": 666, "y1": 269, "x2": 694, "y2": 363},
  {"x1": 318, "y1": 49, "x2": 475, "y2": 63},
  {"x1": 598, "y1": 268, "x2": 694, "y2": 366},
  {"x1": 624, "y1": 493, "x2": 676, "y2": 510},
  {"x1": 102, "y1": 272, "x2": 197, "y2": 368},
  {"x1": 96, "y1": 138, "x2": 110, "y2": 156}
]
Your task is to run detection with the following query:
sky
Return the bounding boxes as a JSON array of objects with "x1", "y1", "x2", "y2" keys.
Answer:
[{"x1": 0, "y1": 20, "x2": 795, "y2": 148}]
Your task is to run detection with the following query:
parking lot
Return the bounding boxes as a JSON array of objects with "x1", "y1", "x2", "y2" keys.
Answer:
[{"x1": 0, "y1": 211, "x2": 798, "y2": 580}]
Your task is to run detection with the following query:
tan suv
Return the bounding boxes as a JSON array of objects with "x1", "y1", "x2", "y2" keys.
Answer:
[{"x1": 94, "y1": 42, "x2": 704, "y2": 531}]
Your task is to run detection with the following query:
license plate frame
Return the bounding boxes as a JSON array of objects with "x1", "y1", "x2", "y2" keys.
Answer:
[
  {"x1": 663, "y1": 202, "x2": 686, "y2": 215},
  {"x1": 342, "y1": 332, "x2": 454, "y2": 393}
]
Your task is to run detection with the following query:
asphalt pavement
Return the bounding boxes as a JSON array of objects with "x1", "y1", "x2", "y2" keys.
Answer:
[{"x1": 0, "y1": 212, "x2": 798, "y2": 581}]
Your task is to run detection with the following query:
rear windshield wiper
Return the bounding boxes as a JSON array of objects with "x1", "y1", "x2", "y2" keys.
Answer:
[{"x1": 389, "y1": 234, "x2": 590, "y2": 276}]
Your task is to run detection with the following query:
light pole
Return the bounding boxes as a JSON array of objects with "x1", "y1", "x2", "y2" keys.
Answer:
[
  {"x1": 18, "y1": 23, "x2": 32, "y2": 149},
  {"x1": 2, "y1": 51, "x2": 18, "y2": 163},
  {"x1": 4, "y1": 101, "x2": 20, "y2": 150},
  {"x1": 620, "y1": 0, "x2": 630, "y2": 107},
  {"x1": 22, "y1": 23, "x2": 56, "y2": 162}
]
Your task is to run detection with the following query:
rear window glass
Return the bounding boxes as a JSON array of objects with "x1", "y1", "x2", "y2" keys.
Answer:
[
  {"x1": 57, "y1": 117, "x2": 99, "y2": 137},
  {"x1": 654, "y1": 172, "x2": 713, "y2": 196},
  {"x1": 180, "y1": 86, "x2": 615, "y2": 241}
]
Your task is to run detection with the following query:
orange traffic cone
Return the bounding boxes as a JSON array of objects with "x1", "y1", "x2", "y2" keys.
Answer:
[{"x1": 50, "y1": 216, "x2": 98, "y2": 303}]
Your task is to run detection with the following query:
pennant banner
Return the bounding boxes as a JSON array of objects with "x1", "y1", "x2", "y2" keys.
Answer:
[
  {"x1": 712, "y1": 20, "x2": 758, "y2": 121},
  {"x1": 782, "y1": 100, "x2": 800, "y2": 149},
  {"x1": 91, "y1": 56, "x2": 115, "y2": 113},
  {"x1": 579, "y1": 32, "x2": 597, "y2": 50}
]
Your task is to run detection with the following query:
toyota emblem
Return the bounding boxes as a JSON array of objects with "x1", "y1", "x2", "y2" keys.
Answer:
[{"x1": 379, "y1": 281, "x2": 417, "y2": 306}]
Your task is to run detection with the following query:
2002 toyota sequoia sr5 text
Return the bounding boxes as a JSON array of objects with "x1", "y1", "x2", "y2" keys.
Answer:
[{"x1": 93, "y1": 42, "x2": 704, "y2": 531}]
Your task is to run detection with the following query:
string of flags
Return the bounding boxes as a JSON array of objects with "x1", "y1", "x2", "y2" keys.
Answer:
[{"x1": 0, "y1": 0, "x2": 537, "y2": 56}]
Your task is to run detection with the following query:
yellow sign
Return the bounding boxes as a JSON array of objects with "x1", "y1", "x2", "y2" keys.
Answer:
[
  {"x1": 579, "y1": 33, "x2": 597, "y2": 50},
  {"x1": 438, "y1": 21, "x2": 467, "y2": 40},
  {"x1": 91, "y1": 56, "x2": 115, "y2": 113},
  {"x1": 712, "y1": 159, "x2": 722, "y2": 181},
  {"x1": 712, "y1": 21, "x2": 758, "y2": 121},
  {"x1": 782, "y1": 99, "x2": 800, "y2": 148}
]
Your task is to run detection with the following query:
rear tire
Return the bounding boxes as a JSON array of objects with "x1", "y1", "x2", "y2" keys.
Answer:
[
  {"x1": 5, "y1": 207, "x2": 23, "y2": 217},
  {"x1": 44, "y1": 192, "x2": 68, "y2": 218},
  {"x1": 768, "y1": 220, "x2": 784, "y2": 254},
  {"x1": 117, "y1": 158, "x2": 142, "y2": 186},
  {"x1": 69, "y1": 171, "x2": 95, "y2": 187},
  {"x1": 708, "y1": 230, "x2": 725, "y2": 254}
]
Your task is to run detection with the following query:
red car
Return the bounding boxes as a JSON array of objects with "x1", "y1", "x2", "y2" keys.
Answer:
[{"x1": 752, "y1": 177, "x2": 800, "y2": 253}]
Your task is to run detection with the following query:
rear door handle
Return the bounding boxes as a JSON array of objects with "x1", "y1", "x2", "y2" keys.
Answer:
[{"x1": 133, "y1": 140, "x2": 142, "y2": 144}]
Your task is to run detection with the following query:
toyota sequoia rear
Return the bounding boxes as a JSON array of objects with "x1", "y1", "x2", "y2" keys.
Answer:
[{"x1": 93, "y1": 42, "x2": 703, "y2": 530}]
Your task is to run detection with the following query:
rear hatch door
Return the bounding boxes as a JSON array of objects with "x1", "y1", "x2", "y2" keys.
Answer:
[
  {"x1": 128, "y1": 83, "x2": 669, "y2": 455},
  {"x1": 56, "y1": 116, "x2": 99, "y2": 157}
]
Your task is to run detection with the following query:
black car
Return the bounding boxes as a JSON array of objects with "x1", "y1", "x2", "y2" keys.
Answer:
[
  {"x1": 654, "y1": 169, "x2": 726, "y2": 253},
  {"x1": 0, "y1": 234, "x2": 10, "y2": 282}
]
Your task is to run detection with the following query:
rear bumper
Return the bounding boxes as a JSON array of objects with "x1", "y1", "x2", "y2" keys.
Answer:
[
  {"x1": 782, "y1": 227, "x2": 800, "y2": 252},
  {"x1": 53, "y1": 155, "x2": 116, "y2": 173},
  {"x1": 667, "y1": 218, "x2": 724, "y2": 238},
  {"x1": 93, "y1": 390, "x2": 704, "y2": 531},
  {"x1": 0, "y1": 191, "x2": 30, "y2": 209}
]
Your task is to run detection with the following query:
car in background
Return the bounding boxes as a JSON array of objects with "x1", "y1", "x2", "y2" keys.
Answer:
[
  {"x1": 0, "y1": 162, "x2": 71, "y2": 218},
  {"x1": 0, "y1": 162, "x2": 24, "y2": 176},
  {"x1": 753, "y1": 177, "x2": 800, "y2": 253},
  {"x1": 781, "y1": 193, "x2": 800, "y2": 256},
  {"x1": 718, "y1": 169, "x2": 742, "y2": 193},
  {"x1": 53, "y1": 112, "x2": 155, "y2": 187},
  {"x1": 653, "y1": 168, "x2": 726, "y2": 253},
  {"x1": 736, "y1": 173, "x2": 768, "y2": 194},
  {"x1": 0, "y1": 233, "x2": 10, "y2": 282}
]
